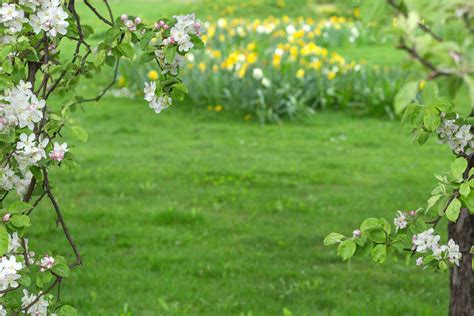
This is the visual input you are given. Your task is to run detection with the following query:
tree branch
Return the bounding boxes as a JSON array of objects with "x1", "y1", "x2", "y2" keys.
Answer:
[{"x1": 42, "y1": 168, "x2": 82, "y2": 268}]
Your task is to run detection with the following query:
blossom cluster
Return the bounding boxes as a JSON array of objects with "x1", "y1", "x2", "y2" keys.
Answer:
[
  {"x1": 437, "y1": 116, "x2": 473, "y2": 154},
  {"x1": 0, "y1": 81, "x2": 44, "y2": 132},
  {"x1": 144, "y1": 82, "x2": 172, "y2": 114},
  {"x1": 0, "y1": 81, "x2": 69, "y2": 197},
  {"x1": 0, "y1": 3, "x2": 27, "y2": 34},
  {"x1": 412, "y1": 228, "x2": 462, "y2": 266},
  {"x1": 164, "y1": 13, "x2": 202, "y2": 52},
  {"x1": 28, "y1": 0, "x2": 69, "y2": 38},
  {"x1": 0, "y1": 1, "x2": 68, "y2": 38}
]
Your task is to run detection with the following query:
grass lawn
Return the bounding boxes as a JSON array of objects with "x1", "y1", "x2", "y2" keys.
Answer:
[
  {"x1": 19, "y1": 1, "x2": 451, "y2": 315},
  {"x1": 27, "y1": 97, "x2": 451, "y2": 315}
]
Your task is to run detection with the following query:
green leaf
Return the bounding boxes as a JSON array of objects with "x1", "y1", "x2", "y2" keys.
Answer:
[
  {"x1": 460, "y1": 183, "x2": 471, "y2": 197},
  {"x1": 368, "y1": 229, "x2": 386, "y2": 243},
  {"x1": 8, "y1": 201, "x2": 32, "y2": 214},
  {"x1": 422, "y1": 81, "x2": 439, "y2": 106},
  {"x1": 451, "y1": 157, "x2": 467, "y2": 180},
  {"x1": 446, "y1": 198, "x2": 461, "y2": 222},
  {"x1": 30, "y1": 166, "x2": 43, "y2": 182},
  {"x1": 438, "y1": 260, "x2": 448, "y2": 272},
  {"x1": 18, "y1": 274, "x2": 31, "y2": 287},
  {"x1": 423, "y1": 107, "x2": 441, "y2": 131},
  {"x1": 52, "y1": 263, "x2": 70, "y2": 278},
  {"x1": 453, "y1": 76, "x2": 474, "y2": 117},
  {"x1": 117, "y1": 43, "x2": 134, "y2": 59},
  {"x1": 323, "y1": 233, "x2": 344, "y2": 246},
  {"x1": 36, "y1": 270, "x2": 52, "y2": 288},
  {"x1": 94, "y1": 50, "x2": 106, "y2": 67},
  {"x1": 371, "y1": 244, "x2": 387, "y2": 264},
  {"x1": 461, "y1": 192, "x2": 474, "y2": 214},
  {"x1": 10, "y1": 214, "x2": 31, "y2": 228},
  {"x1": 164, "y1": 45, "x2": 176, "y2": 64},
  {"x1": 105, "y1": 27, "x2": 122, "y2": 44},
  {"x1": 426, "y1": 195, "x2": 441, "y2": 212},
  {"x1": 0, "y1": 226, "x2": 8, "y2": 256},
  {"x1": 360, "y1": 218, "x2": 382, "y2": 232},
  {"x1": 337, "y1": 240, "x2": 356, "y2": 261},
  {"x1": 380, "y1": 218, "x2": 391, "y2": 235},
  {"x1": 70, "y1": 126, "x2": 88, "y2": 142},
  {"x1": 57, "y1": 305, "x2": 78, "y2": 316},
  {"x1": 394, "y1": 81, "x2": 419, "y2": 115}
]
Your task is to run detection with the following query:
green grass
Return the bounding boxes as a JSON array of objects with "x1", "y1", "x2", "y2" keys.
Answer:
[
  {"x1": 20, "y1": 1, "x2": 452, "y2": 315},
  {"x1": 27, "y1": 97, "x2": 451, "y2": 315}
]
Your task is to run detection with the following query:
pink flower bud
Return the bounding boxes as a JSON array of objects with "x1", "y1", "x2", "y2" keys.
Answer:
[
  {"x1": 2, "y1": 213, "x2": 10, "y2": 222},
  {"x1": 409, "y1": 210, "x2": 416, "y2": 216},
  {"x1": 194, "y1": 22, "x2": 201, "y2": 29},
  {"x1": 159, "y1": 20, "x2": 165, "y2": 26},
  {"x1": 169, "y1": 37, "x2": 175, "y2": 44},
  {"x1": 154, "y1": 22, "x2": 161, "y2": 29},
  {"x1": 134, "y1": 17, "x2": 142, "y2": 24},
  {"x1": 44, "y1": 21, "x2": 51, "y2": 28},
  {"x1": 120, "y1": 14, "x2": 128, "y2": 22},
  {"x1": 163, "y1": 24, "x2": 169, "y2": 30},
  {"x1": 352, "y1": 229, "x2": 361, "y2": 238}
]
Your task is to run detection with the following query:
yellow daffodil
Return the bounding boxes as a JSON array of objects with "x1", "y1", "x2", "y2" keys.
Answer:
[
  {"x1": 198, "y1": 63, "x2": 206, "y2": 73},
  {"x1": 419, "y1": 80, "x2": 426, "y2": 90},
  {"x1": 148, "y1": 70, "x2": 159, "y2": 81},
  {"x1": 247, "y1": 52, "x2": 257, "y2": 64},
  {"x1": 354, "y1": 8, "x2": 360, "y2": 18},
  {"x1": 296, "y1": 69, "x2": 305, "y2": 79},
  {"x1": 117, "y1": 76, "x2": 126, "y2": 87},
  {"x1": 215, "y1": 105, "x2": 223, "y2": 112},
  {"x1": 327, "y1": 71, "x2": 336, "y2": 80}
]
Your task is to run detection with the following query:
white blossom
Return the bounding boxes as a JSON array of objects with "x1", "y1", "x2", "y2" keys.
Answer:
[
  {"x1": 0, "y1": 165, "x2": 19, "y2": 191},
  {"x1": 39, "y1": 255, "x2": 54, "y2": 272},
  {"x1": 412, "y1": 228, "x2": 440, "y2": 253},
  {"x1": 21, "y1": 289, "x2": 49, "y2": 316},
  {"x1": 393, "y1": 211, "x2": 407, "y2": 231},
  {"x1": 29, "y1": 0, "x2": 69, "y2": 38},
  {"x1": 14, "y1": 133, "x2": 49, "y2": 172},
  {"x1": 0, "y1": 3, "x2": 27, "y2": 34},
  {"x1": 49, "y1": 142, "x2": 68, "y2": 162},
  {"x1": 8, "y1": 232, "x2": 22, "y2": 254},
  {"x1": 150, "y1": 95, "x2": 171, "y2": 114},
  {"x1": 0, "y1": 80, "x2": 45, "y2": 132},
  {"x1": 0, "y1": 255, "x2": 23, "y2": 291},
  {"x1": 437, "y1": 116, "x2": 473, "y2": 154},
  {"x1": 446, "y1": 239, "x2": 462, "y2": 266},
  {"x1": 166, "y1": 13, "x2": 201, "y2": 52}
]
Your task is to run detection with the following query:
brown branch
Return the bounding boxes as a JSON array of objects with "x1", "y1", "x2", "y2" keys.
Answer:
[
  {"x1": 70, "y1": 59, "x2": 121, "y2": 107},
  {"x1": 397, "y1": 39, "x2": 455, "y2": 79},
  {"x1": 14, "y1": 277, "x2": 61, "y2": 316},
  {"x1": 42, "y1": 168, "x2": 82, "y2": 268},
  {"x1": 386, "y1": 0, "x2": 443, "y2": 42},
  {"x1": 103, "y1": 0, "x2": 115, "y2": 25},
  {"x1": 84, "y1": 0, "x2": 113, "y2": 26}
]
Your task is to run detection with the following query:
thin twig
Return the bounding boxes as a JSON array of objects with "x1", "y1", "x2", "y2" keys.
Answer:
[{"x1": 42, "y1": 168, "x2": 82, "y2": 268}]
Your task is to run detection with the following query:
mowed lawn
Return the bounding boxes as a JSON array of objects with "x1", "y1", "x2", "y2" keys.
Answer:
[
  {"x1": 20, "y1": 1, "x2": 451, "y2": 315},
  {"x1": 27, "y1": 97, "x2": 450, "y2": 315}
]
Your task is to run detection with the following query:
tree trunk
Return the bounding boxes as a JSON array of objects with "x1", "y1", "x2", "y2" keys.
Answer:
[
  {"x1": 448, "y1": 156, "x2": 474, "y2": 316},
  {"x1": 448, "y1": 210, "x2": 473, "y2": 316}
]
